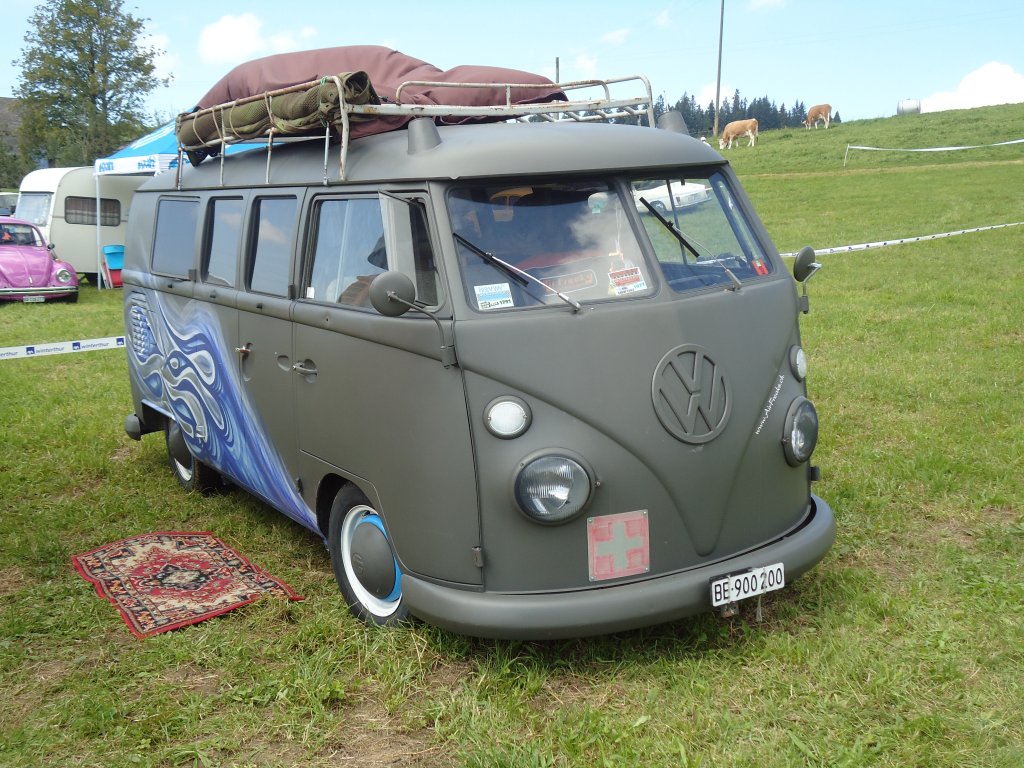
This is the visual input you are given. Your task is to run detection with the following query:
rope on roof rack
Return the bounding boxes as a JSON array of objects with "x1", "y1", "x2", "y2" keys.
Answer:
[{"x1": 174, "y1": 74, "x2": 655, "y2": 182}]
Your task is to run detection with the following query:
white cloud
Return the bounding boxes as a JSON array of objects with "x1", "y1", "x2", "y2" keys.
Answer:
[
  {"x1": 574, "y1": 54, "x2": 599, "y2": 79},
  {"x1": 602, "y1": 28, "x2": 630, "y2": 46},
  {"x1": 198, "y1": 15, "x2": 319, "y2": 67},
  {"x1": 146, "y1": 31, "x2": 177, "y2": 85},
  {"x1": 750, "y1": 0, "x2": 786, "y2": 9},
  {"x1": 697, "y1": 82, "x2": 732, "y2": 110},
  {"x1": 268, "y1": 26, "x2": 318, "y2": 54},
  {"x1": 655, "y1": 9, "x2": 672, "y2": 28},
  {"x1": 199, "y1": 14, "x2": 268, "y2": 64},
  {"x1": 922, "y1": 62, "x2": 1024, "y2": 113}
]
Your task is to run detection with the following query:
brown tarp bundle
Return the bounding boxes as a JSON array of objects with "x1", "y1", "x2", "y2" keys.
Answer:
[{"x1": 176, "y1": 45, "x2": 566, "y2": 166}]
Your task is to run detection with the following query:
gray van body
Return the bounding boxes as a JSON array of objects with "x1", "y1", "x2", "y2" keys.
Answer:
[{"x1": 123, "y1": 92, "x2": 835, "y2": 639}]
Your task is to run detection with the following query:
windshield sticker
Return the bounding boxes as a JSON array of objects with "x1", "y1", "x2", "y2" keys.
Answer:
[
  {"x1": 538, "y1": 268, "x2": 598, "y2": 294},
  {"x1": 755, "y1": 374, "x2": 786, "y2": 435},
  {"x1": 609, "y1": 265, "x2": 648, "y2": 295},
  {"x1": 474, "y1": 282, "x2": 515, "y2": 310},
  {"x1": 751, "y1": 256, "x2": 770, "y2": 276}
]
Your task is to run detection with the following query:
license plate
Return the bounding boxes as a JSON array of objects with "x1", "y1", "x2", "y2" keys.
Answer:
[
  {"x1": 22, "y1": 296, "x2": 44, "y2": 303},
  {"x1": 710, "y1": 562, "x2": 785, "y2": 607}
]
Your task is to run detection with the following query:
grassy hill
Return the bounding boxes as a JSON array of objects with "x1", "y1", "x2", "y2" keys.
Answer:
[
  {"x1": 726, "y1": 101, "x2": 1024, "y2": 174},
  {"x1": 722, "y1": 102, "x2": 1024, "y2": 254}
]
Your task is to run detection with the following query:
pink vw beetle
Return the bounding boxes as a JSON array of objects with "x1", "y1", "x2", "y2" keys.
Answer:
[{"x1": 0, "y1": 216, "x2": 78, "y2": 303}]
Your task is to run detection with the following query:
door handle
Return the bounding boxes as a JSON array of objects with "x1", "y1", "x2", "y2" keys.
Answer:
[
  {"x1": 292, "y1": 361, "x2": 317, "y2": 376},
  {"x1": 235, "y1": 343, "x2": 252, "y2": 358}
]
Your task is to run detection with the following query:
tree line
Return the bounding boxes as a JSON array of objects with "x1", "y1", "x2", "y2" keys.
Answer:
[{"x1": 654, "y1": 90, "x2": 841, "y2": 137}]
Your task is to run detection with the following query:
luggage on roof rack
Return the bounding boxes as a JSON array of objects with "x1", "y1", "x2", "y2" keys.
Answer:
[{"x1": 174, "y1": 46, "x2": 654, "y2": 181}]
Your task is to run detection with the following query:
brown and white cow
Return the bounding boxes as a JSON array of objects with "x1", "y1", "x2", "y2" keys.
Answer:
[
  {"x1": 804, "y1": 103, "x2": 832, "y2": 129},
  {"x1": 719, "y1": 118, "x2": 759, "y2": 149}
]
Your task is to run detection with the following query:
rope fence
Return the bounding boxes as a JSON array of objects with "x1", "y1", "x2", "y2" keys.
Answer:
[
  {"x1": 844, "y1": 137, "x2": 1024, "y2": 166},
  {"x1": 779, "y1": 221, "x2": 1024, "y2": 257}
]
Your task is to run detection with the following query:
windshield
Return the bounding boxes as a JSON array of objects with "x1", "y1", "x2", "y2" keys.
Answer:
[
  {"x1": 632, "y1": 172, "x2": 773, "y2": 291},
  {"x1": 449, "y1": 173, "x2": 773, "y2": 311},
  {"x1": 449, "y1": 181, "x2": 653, "y2": 311},
  {"x1": 0, "y1": 223, "x2": 44, "y2": 246},
  {"x1": 14, "y1": 192, "x2": 52, "y2": 227}
]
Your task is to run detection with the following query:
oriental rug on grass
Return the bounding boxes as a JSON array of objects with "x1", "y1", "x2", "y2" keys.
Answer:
[{"x1": 72, "y1": 531, "x2": 303, "y2": 638}]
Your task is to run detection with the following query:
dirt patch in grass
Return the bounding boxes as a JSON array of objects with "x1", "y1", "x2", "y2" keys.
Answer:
[
  {"x1": 844, "y1": 502, "x2": 1000, "y2": 580},
  {"x1": 323, "y1": 658, "x2": 469, "y2": 766},
  {"x1": 531, "y1": 675, "x2": 624, "y2": 717},
  {"x1": 6, "y1": 657, "x2": 75, "y2": 722},
  {"x1": 232, "y1": 737, "x2": 312, "y2": 767},
  {"x1": 980, "y1": 504, "x2": 1021, "y2": 527},
  {"x1": 111, "y1": 443, "x2": 138, "y2": 462},
  {"x1": 0, "y1": 565, "x2": 27, "y2": 598},
  {"x1": 65, "y1": 474, "x2": 106, "y2": 500},
  {"x1": 160, "y1": 662, "x2": 222, "y2": 696},
  {"x1": 326, "y1": 697, "x2": 451, "y2": 766}
]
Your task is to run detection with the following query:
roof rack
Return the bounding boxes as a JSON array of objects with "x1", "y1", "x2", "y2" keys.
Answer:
[{"x1": 175, "y1": 74, "x2": 655, "y2": 186}]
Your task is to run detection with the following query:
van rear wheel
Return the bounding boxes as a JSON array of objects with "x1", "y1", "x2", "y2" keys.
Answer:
[
  {"x1": 328, "y1": 485, "x2": 409, "y2": 626},
  {"x1": 165, "y1": 418, "x2": 220, "y2": 492}
]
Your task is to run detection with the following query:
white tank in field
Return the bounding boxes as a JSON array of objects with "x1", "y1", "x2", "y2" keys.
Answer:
[{"x1": 897, "y1": 98, "x2": 921, "y2": 116}]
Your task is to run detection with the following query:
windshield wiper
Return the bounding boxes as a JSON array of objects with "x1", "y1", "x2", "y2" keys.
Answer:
[
  {"x1": 638, "y1": 197, "x2": 706, "y2": 260},
  {"x1": 454, "y1": 232, "x2": 582, "y2": 312},
  {"x1": 638, "y1": 199, "x2": 742, "y2": 290}
]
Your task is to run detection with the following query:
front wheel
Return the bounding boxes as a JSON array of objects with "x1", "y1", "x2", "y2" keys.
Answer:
[
  {"x1": 328, "y1": 485, "x2": 409, "y2": 626},
  {"x1": 164, "y1": 418, "x2": 220, "y2": 492}
]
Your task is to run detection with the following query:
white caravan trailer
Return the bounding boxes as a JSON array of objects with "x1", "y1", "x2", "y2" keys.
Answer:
[{"x1": 15, "y1": 167, "x2": 145, "y2": 279}]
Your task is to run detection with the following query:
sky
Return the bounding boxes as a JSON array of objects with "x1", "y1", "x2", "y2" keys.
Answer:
[{"x1": 2, "y1": 0, "x2": 1024, "y2": 126}]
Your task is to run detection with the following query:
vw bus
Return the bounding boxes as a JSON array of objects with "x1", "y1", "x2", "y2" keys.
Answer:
[{"x1": 122, "y1": 66, "x2": 834, "y2": 639}]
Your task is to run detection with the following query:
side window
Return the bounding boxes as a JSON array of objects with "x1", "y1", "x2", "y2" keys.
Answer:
[
  {"x1": 65, "y1": 195, "x2": 121, "y2": 226},
  {"x1": 383, "y1": 196, "x2": 442, "y2": 307},
  {"x1": 152, "y1": 198, "x2": 199, "y2": 277},
  {"x1": 203, "y1": 197, "x2": 243, "y2": 286},
  {"x1": 305, "y1": 195, "x2": 442, "y2": 309},
  {"x1": 249, "y1": 196, "x2": 296, "y2": 296},
  {"x1": 306, "y1": 197, "x2": 387, "y2": 307}
]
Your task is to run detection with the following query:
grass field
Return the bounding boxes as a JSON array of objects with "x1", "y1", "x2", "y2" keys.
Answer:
[{"x1": 1, "y1": 104, "x2": 1022, "y2": 767}]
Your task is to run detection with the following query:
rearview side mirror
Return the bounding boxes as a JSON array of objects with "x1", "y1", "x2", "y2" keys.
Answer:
[
  {"x1": 368, "y1": 271, "x2": 416, "y2": 317},
  {"x1": 792, "y1": 246, "x2": 821, "y2": 314},
  {"x1": 793, "y1": 245, "x2": 820, "y2": 283},
  {"x1": 367, "y1": 270, "x2": 458, "y2": 368}
]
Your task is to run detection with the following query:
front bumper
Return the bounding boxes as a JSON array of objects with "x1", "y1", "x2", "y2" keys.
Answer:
[
  {"x1": 403, "y1": 494, "x2": 836, "y2": 640},
  {"x1": 0, "y1": 285, "x2": 78, "y2": 301}
]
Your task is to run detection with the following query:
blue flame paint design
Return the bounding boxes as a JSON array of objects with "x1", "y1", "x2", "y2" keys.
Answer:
[{"x1": 128, "y1": 294, "x2": 318, "y2": 533}]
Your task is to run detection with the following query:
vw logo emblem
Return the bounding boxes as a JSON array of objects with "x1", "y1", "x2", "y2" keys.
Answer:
[{"x1": 652, "y1": 344, "x2": 731, "y2": 443}]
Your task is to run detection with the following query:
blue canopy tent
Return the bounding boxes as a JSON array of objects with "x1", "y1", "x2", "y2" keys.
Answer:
[
  {"x1": 95, "y1": 120, "x2": 180, "y2": 176},
  {"x1": 92, "y1": 121, "x2": 180, "y2": 288}
]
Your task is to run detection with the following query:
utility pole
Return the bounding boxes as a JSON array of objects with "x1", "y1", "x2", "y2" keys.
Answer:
[{"x1": 713, "y1": 0, "x2": 724, "y2": 136}]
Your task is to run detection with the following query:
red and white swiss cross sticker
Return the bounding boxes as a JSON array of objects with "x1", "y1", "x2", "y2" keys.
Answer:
[{"x1": 587, "y1": 510, "x2": 650, "y2": 581}]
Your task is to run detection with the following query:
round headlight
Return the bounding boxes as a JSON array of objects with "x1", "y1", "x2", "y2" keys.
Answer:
[
  {"x1": 484, "y1": 397, "x2": 532, "y2": 439},
  {"x1": 514, "y1": 454, "x2": 593, "y2": 524},
  {"x1": 56, "y1": 268, "x2": 73, "y2": 284},
  {"x1": 789, "y1": 345, "x2": 808, "y2": 381},
  {"x1": 782, "y1": 397, "x2": 819, "y2": 466}
]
